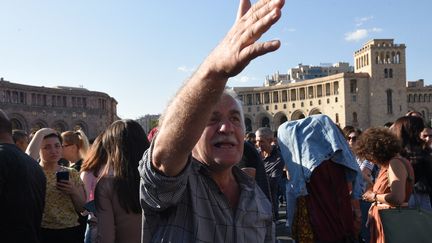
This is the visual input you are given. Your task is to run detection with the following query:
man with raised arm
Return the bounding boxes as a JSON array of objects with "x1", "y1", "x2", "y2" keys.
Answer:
[{"x1": 139, "y1": 0, "x2": 284, "y2": 242}]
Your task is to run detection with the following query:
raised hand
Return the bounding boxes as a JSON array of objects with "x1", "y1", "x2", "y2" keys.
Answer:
[{"x1": 204, "y1": 0, "x2": 285, "y2": 79}]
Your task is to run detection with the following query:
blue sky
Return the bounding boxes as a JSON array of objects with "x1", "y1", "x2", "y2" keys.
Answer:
[{"x1": 1, "y1": 0, "x2": 430, "y2": 119}]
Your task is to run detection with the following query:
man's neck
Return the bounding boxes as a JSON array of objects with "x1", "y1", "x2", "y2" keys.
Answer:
[
  {"x1": 261, "y1": 149, "x2": 272, "y2": 159},
  {"x1": 0, "y1": 134, "x2": 14, "y2": 144},
  {"x1": 210, "y1": 168, "x2": 240, "y2": 209}
]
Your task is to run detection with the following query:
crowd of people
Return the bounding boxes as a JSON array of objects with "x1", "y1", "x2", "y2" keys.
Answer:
[{"x1": 1, "y1": 0, "x2": 432, "y2": 243}]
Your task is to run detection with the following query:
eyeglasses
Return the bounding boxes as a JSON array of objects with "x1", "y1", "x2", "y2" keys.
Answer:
[
  {"x1": 42, "y1": 144, "x2": 62, "y2": 150},
  {"x1": 348, "y1": 136, "x2": 357, "y2": 141},
  {"x1": 422, "y1": 134, "x2": 432, "y2": 138}
]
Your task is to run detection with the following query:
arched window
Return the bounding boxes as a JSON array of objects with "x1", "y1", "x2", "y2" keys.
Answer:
[
  {"x1": 10, "y1": 118, "x2": 23, "y2": 130},
  {"x1": 386, "y1": 89, "x2": 393, "y2": 114},
  {"x1": 408, "y1": 94, "x2": 412, "y2": 103},
  {"x1": 380, "y1": 52, "x2": 385, "y2": 64},
  {"x1": 279, "y1": 116, "x2": 287, "y2": 125},
  {"x1": 384, "y1": 68, "x2": 388, "y2": 78},
  {"x1": 261, "y1": 117, "x2": 270, "y2": 128},
  {"x1": 335, "y1": 113, "x2": 339, "y2": 124},
  {"x1": 389, "y1": 69, "x2": 393, "y2": 78}
]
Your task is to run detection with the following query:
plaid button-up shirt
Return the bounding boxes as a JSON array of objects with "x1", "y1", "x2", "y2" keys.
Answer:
[{"x1": 139, "y1": 145, "x2": 274, "y2": 243}]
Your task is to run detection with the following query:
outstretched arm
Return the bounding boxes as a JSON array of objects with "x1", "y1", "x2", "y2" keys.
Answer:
[{"x1": 153, "y1": 0, "x2": 284, "y2": 176}]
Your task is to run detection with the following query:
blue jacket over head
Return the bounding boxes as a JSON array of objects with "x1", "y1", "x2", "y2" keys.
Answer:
[{"x1": 277, "y1": 114, "x2": 363, "y2": 199}]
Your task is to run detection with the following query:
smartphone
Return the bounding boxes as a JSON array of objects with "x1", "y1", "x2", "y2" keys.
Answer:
[
  {"x1": 56, "y1": 171, "x2": 69, "y2": 182},
  {"x1": 84, "y1": 200, "x2": 96, "y2": 213}
]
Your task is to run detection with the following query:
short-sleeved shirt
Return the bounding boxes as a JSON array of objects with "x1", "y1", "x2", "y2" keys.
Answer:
[
  {"x1": 263, "y1": 146, "x2": 285, "y2": 179},
  {"x1": 0, "y1": 143, "x2": 46, "y2": 243},
  {"x1": 41, "y1": 166, "x2": 83, "y2": 229},
  {"x1": 139, "y1": 145, "x2": 274, "y2": 243}
]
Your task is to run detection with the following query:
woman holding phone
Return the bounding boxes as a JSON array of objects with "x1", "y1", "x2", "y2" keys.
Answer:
[{"x1": 27, "y1": 128, "x2": 86, "y2": 243}]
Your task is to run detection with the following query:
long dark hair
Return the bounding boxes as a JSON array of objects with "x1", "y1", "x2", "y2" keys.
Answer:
[
  {"x1": 80, "y1": 132, "x2": 107, "y2": 177},
  {"x1": 99, "y1": 119, "x2": 149, "y2": 213},
  {"x1": 391, "y1": 116, "x2": 425, "y2": 151}
]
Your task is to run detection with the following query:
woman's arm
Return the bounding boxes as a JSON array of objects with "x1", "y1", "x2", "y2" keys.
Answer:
[
  {"x1": 57, "y1": 178, "x2": 86, "y2": 212},
  {"x1": 25, "y1": 128, "x2": 57, "y2": 160},
  {"x1": 383, "y1": 158, "x2": 408, "y2": 205},
  {"x1": 363, "y1": 158, "x2": 408, "y2": 206}
]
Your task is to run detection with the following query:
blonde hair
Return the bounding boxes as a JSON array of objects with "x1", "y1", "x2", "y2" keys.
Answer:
[{"x1": 61, "y1": 129, "x2": 90, "y2": 159}]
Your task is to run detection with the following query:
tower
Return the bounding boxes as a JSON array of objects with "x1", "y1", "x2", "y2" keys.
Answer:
[{"x1": 353, "y1": 39, "x2": 407, "y2": 126}]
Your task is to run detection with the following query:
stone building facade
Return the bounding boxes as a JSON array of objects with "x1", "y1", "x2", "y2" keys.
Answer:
[
  {"x1": 234, "y1": 39, "x2": 429, "y2": 132},
  {"x1": 0, "y1": 79, "x2": 118, "y2": 139}
]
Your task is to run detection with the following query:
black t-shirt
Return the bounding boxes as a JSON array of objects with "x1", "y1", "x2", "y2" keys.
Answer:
[
  {"x1": 238, "y1": 141, "x2": 271, "y2": 200},
  {"x1": 0, "y1": 143, "x2": 46, "y2": 243}
]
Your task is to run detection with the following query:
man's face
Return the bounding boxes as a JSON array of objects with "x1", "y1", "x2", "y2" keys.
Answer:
[
  {"x1": 255, "y1": 133, "x2": 272, "y2": 154},
  {"x1": 421, "y1": 128, "x2": 432, "y2": 146},
  {"x1": 192, "y1": 94, "x2": 245, "y2": 170},
  {"x1": 40, "y1": 136, "x2": 63, "y2": 164}
]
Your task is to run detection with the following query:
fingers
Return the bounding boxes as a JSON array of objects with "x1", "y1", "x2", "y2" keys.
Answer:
[
  {"x1": 236, "y1": 0, "x2": 251, "y2": 21},
  {"x1": 56, "y1": 181, "x2": 73, "y2": 194},
  {"x1": 239, "y1": 0, "x2": 284, "y2": 48},
  {"x1": 240, "y1": 40, "x2": 280, "y2": 62}
]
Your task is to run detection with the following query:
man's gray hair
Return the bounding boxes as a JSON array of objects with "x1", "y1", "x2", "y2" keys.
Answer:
[{"x1": 255, "y1": 127, "x2": 273, "y2": 139}]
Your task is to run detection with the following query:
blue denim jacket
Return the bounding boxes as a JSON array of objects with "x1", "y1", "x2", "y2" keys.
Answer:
[{"x1": 277, "y1": 114, "x2": 363, "y2": 199}]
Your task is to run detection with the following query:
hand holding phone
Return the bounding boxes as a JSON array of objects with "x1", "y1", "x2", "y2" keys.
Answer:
[{"x1": 56, "y1": 171, "x2": 69, "y2": 182}]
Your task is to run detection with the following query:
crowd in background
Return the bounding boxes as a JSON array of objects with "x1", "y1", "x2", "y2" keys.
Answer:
[{"x1": 3, "y1": 107, "x2": 432, "y2": 243}]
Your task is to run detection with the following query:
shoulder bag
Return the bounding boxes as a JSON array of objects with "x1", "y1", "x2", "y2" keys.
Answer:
[{"x1": 378, "y1": 158, "x2": 432, "y2": 243}]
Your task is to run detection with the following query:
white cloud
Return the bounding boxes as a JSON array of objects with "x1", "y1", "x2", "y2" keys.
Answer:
[
  {"x1": 230, "y1": 75, "x2": 256, "y2": 83},
  {"x1": 344, "y1": 29, "x2": 368, "y2": 42},
  {"x1": 344, "y1": 27, "x2": 384, "y2": 42},
  {"x1": 177, "y1": 65, "x2": 195, "y2": 73},
  {"x1": 355, "y1": 16, "x2": 374, "y2": 26},
  {"x1": 371, "y1": 27, "x2": 382, "y2": 33}
]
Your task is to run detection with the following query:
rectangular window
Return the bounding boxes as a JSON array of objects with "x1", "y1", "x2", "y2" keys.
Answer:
[
  {"x1": 282, "y1": 90, "x2": 287, "y2": 102},
  {"x1": 334, "y1": 81, "x2": 339, "y2": 95},
  {"x1": 247, "y1": 94, "x2": 252, "y2": 105},
  {"x1": 308, "y1": 86, "x2": 314, "y2": 98},
  {"x1": 317, "y1": 85, "x2": 323, "y2": 97},
  {"x1": 290, "y1": 89, "x2": 297, "y2": 101},
  {"x1": 264, "y1": 92, "x2": 270, "y2": 104},
  {"x1": 255, "y1": 93, "x2": 261, "y2": 104},
  {"x1": 325, "y1": 83, "x2": 331, "y2": 96},
  {"x1": 299, "y1": 88, "x2": 306, "y2": 100},
  {"x1": 273, "y1": 91, "x2": 279, "y2": 103},
  {"x1": 350, "y1": 79, "x2": 357, "y2": 93}
]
